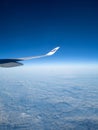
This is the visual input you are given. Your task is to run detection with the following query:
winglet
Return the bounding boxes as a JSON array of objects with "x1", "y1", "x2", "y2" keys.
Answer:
[{"x1": 46, "y1": 47, "x2": 60, "y2": 56}]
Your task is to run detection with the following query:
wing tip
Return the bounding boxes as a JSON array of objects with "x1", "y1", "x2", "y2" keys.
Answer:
[{"x1": 46, "y1": 46, "x2": 60, "y2": 56}]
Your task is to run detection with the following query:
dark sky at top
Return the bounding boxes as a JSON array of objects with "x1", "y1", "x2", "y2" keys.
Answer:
[{"x1": 0, "y1": 0, "x2": 98, "y2": 64}]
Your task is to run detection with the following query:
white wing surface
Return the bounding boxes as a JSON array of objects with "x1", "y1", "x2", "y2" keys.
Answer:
[{"x1": 16, "y1": 47, "x2": 60, "y2": 61}]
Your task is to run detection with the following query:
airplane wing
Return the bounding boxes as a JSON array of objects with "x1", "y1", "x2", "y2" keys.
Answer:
[
  {"x1": 0, "y1": 47, "x2": 60, "y2": 68},
  {"x1": 15, "y1": 46, "x2": 60, "y2": 61}
]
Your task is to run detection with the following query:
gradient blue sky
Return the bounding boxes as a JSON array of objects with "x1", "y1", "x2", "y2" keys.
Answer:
[{"x1": 0, "y1": 0, "x2": 98, "y2": 64}]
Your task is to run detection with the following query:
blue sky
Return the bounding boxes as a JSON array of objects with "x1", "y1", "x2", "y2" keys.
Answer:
[{"x1": 0, "y1": 0, "x2": 98, "y2": 64}]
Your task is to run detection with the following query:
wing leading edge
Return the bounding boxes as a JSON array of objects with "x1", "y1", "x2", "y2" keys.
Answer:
[{"x1": 0, "y1": 47, "x2": 60, "y2": 68}]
